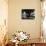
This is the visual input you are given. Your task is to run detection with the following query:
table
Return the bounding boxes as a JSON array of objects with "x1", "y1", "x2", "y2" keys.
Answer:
[
  {"x1": 18, "y1": 38, "x2": 46, "y2": 46},
  {"x1": 5, "y1": 38, "x2": 46, "y2": 46},
  {"x1": 5, "y1": 41, "x2": 15, "y2": 46}
]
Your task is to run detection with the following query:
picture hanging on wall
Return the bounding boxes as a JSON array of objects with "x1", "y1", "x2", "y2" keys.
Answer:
[{"x1": 22, "y1": 9, "x2": 35, "y2": 19}]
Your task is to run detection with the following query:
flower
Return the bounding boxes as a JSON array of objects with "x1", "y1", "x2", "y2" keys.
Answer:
[
  {"x1": 17, "y1": 31, "x2": 30, "y2": 41},
  {"x1": 11, "y1": 31, "x2": 30, "y2": 42}
]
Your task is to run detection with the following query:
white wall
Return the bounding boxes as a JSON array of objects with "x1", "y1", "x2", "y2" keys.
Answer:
[{"x1": 8, "y1": 0, "x2": 41, "y2": 39}]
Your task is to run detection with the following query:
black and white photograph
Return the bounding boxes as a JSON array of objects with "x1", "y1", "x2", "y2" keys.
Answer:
[{"x1": 22, "y1": 9, "x2": 35, "y2": 19}]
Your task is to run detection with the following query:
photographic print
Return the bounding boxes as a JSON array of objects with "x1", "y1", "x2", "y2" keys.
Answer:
[{"x1": 22, "y1": 9, "x2": 35, "y2": 19}]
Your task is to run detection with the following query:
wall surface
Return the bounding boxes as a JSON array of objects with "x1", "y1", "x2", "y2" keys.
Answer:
[
  {"x1": 0, "y1": 0, "x2": 8, "y2": 45},
  {"x1": 8, "y1": 0, "x2": 41, "y2": 39}
]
